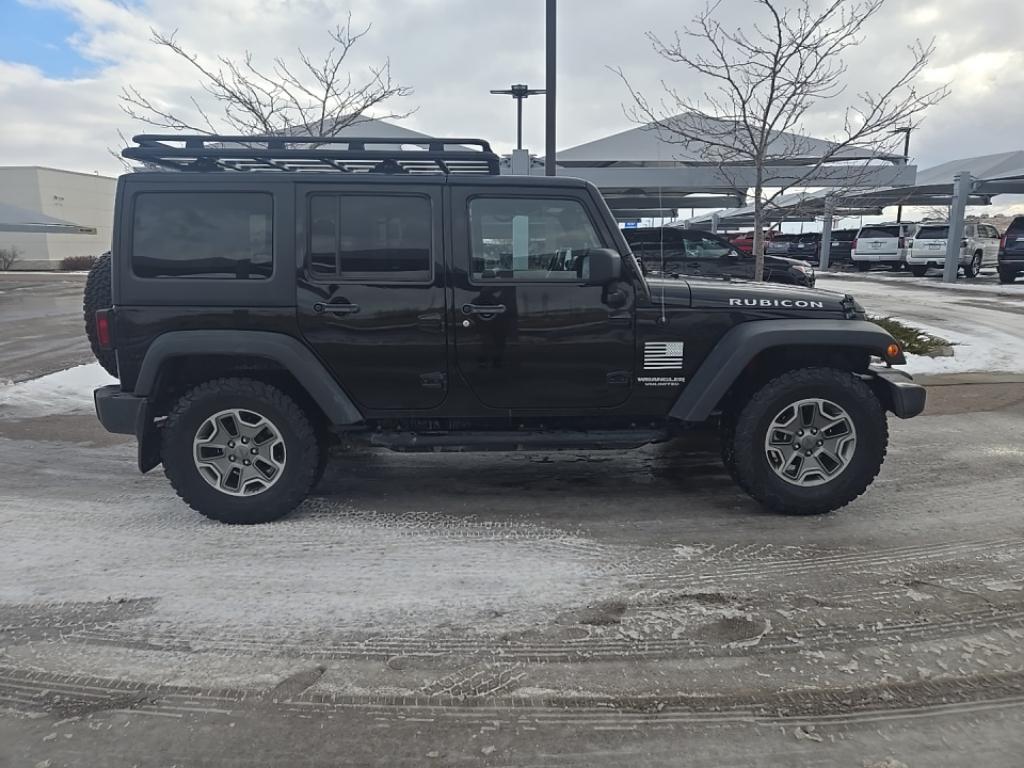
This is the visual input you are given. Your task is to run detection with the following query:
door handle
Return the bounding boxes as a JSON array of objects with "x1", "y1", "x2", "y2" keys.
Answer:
[
  {"x1": 462, "y1": 303, "x2": 507, "y2": 316},
  {"x1": 314, "y1": 302, "x2": 360, "y2": 315}
]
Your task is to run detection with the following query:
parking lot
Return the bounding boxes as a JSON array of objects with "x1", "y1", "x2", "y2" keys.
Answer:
[{"x1": 2, "y1": 273, "x2": 1024, "y2": 766}]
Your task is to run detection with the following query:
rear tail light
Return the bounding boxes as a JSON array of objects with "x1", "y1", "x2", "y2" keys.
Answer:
[
  {"x1": 852, "y1": 238, "x2": 858, "y2": 250},
  {"x1": 1001, "y1": 235, "x2": 1007, "y2": 249},
  {"x1": 898, "y1": 236, "x2": 907, "y2": 248},
  {"x1": 95, "y1": 309, "x2": 113, "y2": 349}
]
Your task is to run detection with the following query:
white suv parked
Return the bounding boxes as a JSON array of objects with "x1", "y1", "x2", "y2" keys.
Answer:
[
  {"x1": 851, "y1": 222, "x2": 917, "y2": 271},
  {"x1": 907, "y1": 222, "x2": 1002, "y2": 278}
]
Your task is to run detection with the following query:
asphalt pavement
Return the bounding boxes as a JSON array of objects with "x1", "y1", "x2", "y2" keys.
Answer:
[{"x1": 1, "y1": 272, "x2": 1023, "y2": 767}]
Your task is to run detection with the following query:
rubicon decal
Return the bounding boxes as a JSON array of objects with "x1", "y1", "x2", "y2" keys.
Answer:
[
  {"x1": 728, "y1": 298, "x2": 825, "y2": 308},
  {"x1": 644, "y1": 341, "x2": 684, "y2": 369}
]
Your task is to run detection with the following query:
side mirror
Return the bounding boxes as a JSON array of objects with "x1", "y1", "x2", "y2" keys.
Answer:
[{"x1": 580, "y1": 248, "x2": 622, "y2": 285}]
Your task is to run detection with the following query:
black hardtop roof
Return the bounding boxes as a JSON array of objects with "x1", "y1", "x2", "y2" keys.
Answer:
[{"x1": 120, "y1": 170, "x2": 591, "y2": 189}]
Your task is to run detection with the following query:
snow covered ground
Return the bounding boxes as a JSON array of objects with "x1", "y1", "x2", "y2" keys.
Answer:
[
  {"x1": 0, "y1": 362, "x2": 115, "y2": 418},
  {"x1": 816, "y1": 275, "x2": 1024, "y2": 375}
]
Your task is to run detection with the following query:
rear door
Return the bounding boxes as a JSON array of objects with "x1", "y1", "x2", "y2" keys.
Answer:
[
  {"x1": 295, "y1": 183, "x2": 448, "y2": 411},
  {"x1": 449, "y1": 187, "x2": 635, "y2": 410}
]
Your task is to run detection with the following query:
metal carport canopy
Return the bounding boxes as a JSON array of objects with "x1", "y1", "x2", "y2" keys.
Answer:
[
  {"x1": 535, "y1": 115, "x2": 916, "y2": 219},
  {"x1": 680, "y1": 150, "x2": 1024, "y2": 228},
  {"x1": 0, "y1": 201, "x2": 97, "y2": 234}
]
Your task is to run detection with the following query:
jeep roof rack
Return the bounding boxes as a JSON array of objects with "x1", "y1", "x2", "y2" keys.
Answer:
[{"x1": 122, "y1": 134, "x2": 501, "y2": 175}]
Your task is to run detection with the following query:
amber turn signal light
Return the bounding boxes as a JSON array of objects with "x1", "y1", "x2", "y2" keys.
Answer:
[{"x1": 885, "y1": 343, "x2": 901, "y2": 359}]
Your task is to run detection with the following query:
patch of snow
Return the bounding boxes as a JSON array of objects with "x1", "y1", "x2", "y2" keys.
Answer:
[
  {"x1": 819, "y1": 271, "x2": 1024, "y2": 298},
  {"x1": 0, "y1": 363, "x2": 115, "y2": 418},
  {"x1": 894, "y1": 319, "x2": 1024, "y2": 375}
]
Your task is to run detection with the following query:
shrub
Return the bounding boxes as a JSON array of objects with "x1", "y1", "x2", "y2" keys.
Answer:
[
  {"x1": 59, "y1": 255, "x2": 99, "y2": 271},
  {"x1": 0, "y1": 246, "x2": 20, "y2": 271}
]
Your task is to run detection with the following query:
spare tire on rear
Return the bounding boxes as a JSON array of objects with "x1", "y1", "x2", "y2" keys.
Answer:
[{"x1": 83, "y1": 252, "x2": 117, "y2": 377}]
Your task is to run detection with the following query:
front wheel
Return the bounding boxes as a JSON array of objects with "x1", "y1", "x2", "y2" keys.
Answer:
[
  {"x1": 728, "y1": 368, "x2": 889, "y2": 515},
  {"x1": 162, "y1": 378, "x2": 320, "y2": 524}
]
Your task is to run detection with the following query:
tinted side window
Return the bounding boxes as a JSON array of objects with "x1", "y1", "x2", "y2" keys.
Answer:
[
  {"x1": 132, "y1": 192, "x2": 273, "y2": 280},
  {"x1": 684, "y1": 235, "x2": 735, "y2": 260},
  {"x1": 469, "y1": 197, "x2": 603, "y2": 281},
  {"x1": 308, "y1": 194, "x2": 432, "y2": 282},
  {"x1": 1006, "y1": 217, "x2": 1024, "y2": 235}
]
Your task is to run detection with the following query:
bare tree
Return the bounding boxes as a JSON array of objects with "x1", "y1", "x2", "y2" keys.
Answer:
[
  {"x1": 0, "y1": 246, "x2": 20, "y2": 271},
  {"x1": 119, "y1": 12, "x2": 414, "y2": 139},
  {"x1": 616, "y1": 0, "x2": 948, "y2": 280}
]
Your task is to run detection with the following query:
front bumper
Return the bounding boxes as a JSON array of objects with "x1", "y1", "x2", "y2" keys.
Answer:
[
  {"x1": 94, "y1": 385, "x2": 145, "y2": 435},
  {"x1": 869, "y1": 369, "x2": 926, "y2": 419}
]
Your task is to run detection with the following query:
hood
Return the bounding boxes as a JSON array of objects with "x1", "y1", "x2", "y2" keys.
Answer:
[
  {"x1": 764, "y1": 254, "x2": 810, "y2": 268},
  {"x1": 643, "y1": 277, "x2": 695, "y2": 306},
  {"x1": 686, "y1": 278, "x2": 856, "y2": 315}
]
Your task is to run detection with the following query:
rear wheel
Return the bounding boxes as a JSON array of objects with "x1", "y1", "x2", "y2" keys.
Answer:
[
  {"x1": 910, "y1": 265, "x2": 928, "y2": 277},
  {"x1": 83, "y1": 252, "x2": 117, "y2": 377},
  {"x1": 963, "y1": 252, "x2": 982, "y2": 279},
  {"x1": 855, "y1": 261, "x2": 871, "y2": 272},
  {"x1": 999, "y1": 269, "x2": 1018, "y2": 284},
  {"x1": 728, "y1": 367, "x2": 888, "y2": 515},
  {"x1": 162, "y1": 378, "x2": 319, "y2": 524}
]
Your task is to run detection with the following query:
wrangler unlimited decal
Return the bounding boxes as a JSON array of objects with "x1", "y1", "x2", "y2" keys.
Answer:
[{"x1": 729, "y1": 298, "x2": 826, "y2": 308}]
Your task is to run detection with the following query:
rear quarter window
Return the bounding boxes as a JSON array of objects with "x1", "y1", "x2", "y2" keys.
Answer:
[{"x1": 131, "y1": 192, "x2": 273, "y2": 279}]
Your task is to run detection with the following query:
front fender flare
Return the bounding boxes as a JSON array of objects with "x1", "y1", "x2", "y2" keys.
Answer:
[
  {"x1": 133, "y1": 330, "x2": 363, "y2": 426},
  {"x1": 669, "y1": 319, "x2": 898, "y2": 423}
]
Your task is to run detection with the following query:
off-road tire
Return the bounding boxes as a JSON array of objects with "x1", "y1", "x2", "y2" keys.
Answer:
[
  {"x1": 162, "y1": 378, "x2": 319, "y2": 524},
  {"x1": 730, "y1": 367, "x2": 888, "y2": 515},
  {"x1": 999, "y1": 269, "x2": 1018, "y2": 284},
  {"x1": 83, "y1": 252, "x2": 117, "y2": 377},
  {"x1": 719, "y1": 415, "x2": 739, "y2": 482},
  {"x1": 910, "y1": 265, "x2": 928, "y2": 277},
  {"x1": 963, "y1": 252, "x2": 982, "y2": 279}
]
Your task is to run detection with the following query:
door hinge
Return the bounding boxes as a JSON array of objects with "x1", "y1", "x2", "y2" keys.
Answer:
[
  {"x1": 607, "y1": 370, "x2": 631, "y2": 386},
  {"x1": 420, "y1": 371, "x2": 447, "y2": 389}
]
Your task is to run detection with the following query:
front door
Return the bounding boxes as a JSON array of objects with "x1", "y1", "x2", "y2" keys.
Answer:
[
  {"x1": 449, "y1": 189, "x2": 635, "y2": 410},
  {"x1": 296, "y1": 184, "x2": 448, "y2": 411}
]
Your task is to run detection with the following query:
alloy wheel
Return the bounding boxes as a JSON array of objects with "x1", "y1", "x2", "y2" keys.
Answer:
[
  {"x1": 763, "y1": 398, "x2": 857, "y2": 487},
  {"x1": 192, "y1": 409, "x2": 286, "y2": 496}
]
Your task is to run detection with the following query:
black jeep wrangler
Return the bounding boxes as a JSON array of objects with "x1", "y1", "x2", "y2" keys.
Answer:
[{"x1": 88, "y1": 135, "x2": 925, "y2": 524}]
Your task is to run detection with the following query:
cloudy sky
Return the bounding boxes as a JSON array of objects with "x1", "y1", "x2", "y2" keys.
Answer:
[{"x1": 1, "y1": 0, "x2": 1023, "y2": 211}]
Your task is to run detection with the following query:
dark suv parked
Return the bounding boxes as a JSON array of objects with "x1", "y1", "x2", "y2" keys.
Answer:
[
  {"x1": 87, "y1": 135, "x2": 924, "y2": 524},
  {"x1": 623, "y1": 227, "x2": 815, "y2": 287},
  {"x1": 766, "y1": 233, "x2": 821, "y2": 265},
  {"x1": 999, "y1": 216, "x2": 1024, "y2": 284},
  {"x1": 827, "y1": 229, "x2": 858, "y2": 265}
]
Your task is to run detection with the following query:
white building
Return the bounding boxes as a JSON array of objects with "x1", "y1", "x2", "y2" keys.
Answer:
[{"x1": 0, "y1": 167, "x2": 115, "y2": 270}]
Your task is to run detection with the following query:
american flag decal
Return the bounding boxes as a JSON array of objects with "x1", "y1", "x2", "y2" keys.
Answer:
[{"x1": 644, "y1": 341, "x2": 684, "y2": 370}]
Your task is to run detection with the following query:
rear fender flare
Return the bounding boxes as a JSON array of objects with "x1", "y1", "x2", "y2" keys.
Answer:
[
  {"x1": 669, "y1": 319, "x2": 898, "y2": 423},
  {"x1": 133, "y1": 330, "x2": 363, "y2": 426}
]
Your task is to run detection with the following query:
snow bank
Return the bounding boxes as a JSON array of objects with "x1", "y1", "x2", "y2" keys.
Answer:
[{"x1": 0, "y1": 363, "x2": 116, "y2": 418}]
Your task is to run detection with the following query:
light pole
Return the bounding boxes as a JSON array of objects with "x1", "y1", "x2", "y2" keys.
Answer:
[
  {"x1": 489, "y1": 84, "x2": 545, "y2": 150},
  {"x1": 545, "y1": 0, "x2": 556, "y2": 176},
  {"x1": 892, "y1": 126, "x2": 912, "y2": 223}
]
